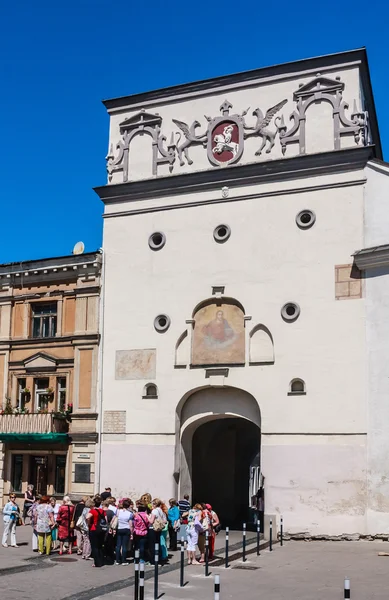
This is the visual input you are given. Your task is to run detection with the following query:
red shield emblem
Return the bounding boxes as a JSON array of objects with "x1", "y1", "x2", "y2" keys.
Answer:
[
  {"x1": 211, "y1": 121, "x2": 240, "y2": 164},
  {"x1": 207, "y1": 101, "x2": 244, "y2": 167}
]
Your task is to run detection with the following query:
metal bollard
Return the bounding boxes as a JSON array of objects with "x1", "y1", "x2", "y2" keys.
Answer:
[
  {"x1": 134, "y1": 549, "x2": 140, "y2": 600},
  {"x1": 269, "y1": 519, "x2": 273, "y2": 551},
  {"x1": 214, "y1": 574, "x2": 220, "y2": 600},
  {"x1": 242, "y1": 522, "x2": 246, "y2": 562},
  {"x1": 180, "y1": 537, "x2": 185, "y2": 587},
  {"x1": 280, "y1": 516, "x2": 283, "y2": 547},
  {"x1": 344, "y1": 577, "x2": 350, "y2": 599},
  {"x1": 256, "y1": 519, "x2": 260, "y2": 556},
  {"x1": 225, "y1": 526, "x2": 229, "y2": 568},
  {"x1": 139, "y1": 562, "x2": 145, "y2": 600},
  {"x1": 154, "y1": 543, "x2": 159, "y2": 600},
  {"x1": 205, "y1": 529, "x2": 209, "y2": 576}
]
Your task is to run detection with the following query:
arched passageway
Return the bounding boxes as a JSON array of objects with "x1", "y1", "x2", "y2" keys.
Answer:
[
  {"x1": 192, "y1": 417, "x2": 260, "y2": 526},
  {"x1": 178, "y1": 386, "x2": 261, "y2": 528}
]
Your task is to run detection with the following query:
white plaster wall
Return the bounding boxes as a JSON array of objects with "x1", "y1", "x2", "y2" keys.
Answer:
[
  {"x1": 262, "y1": 435, "x2": 367, "y2": 535},
  {"x1": 100, "y1": 170, "x2": 367, "y2": 532},
  {"x1": 107, "y1": 65, "x2": 362, "y2": 183},
  {"x1": 363, "y1": 164, "x2": 389, "y2": 533},
  {"x1": 364, "y1": 162, "x2": 389, "y2": 247}
]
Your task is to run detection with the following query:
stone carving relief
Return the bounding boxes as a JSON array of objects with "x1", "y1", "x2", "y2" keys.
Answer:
[
  {"x1": 106, "y1": 110, "x2": 176, "y2": 183},
  {"x1": 277, "y1": 74, "x2": 369, "y2": 155},
  {"x1": 106, "y1": 74, "x2": 369, "y2": 182}
]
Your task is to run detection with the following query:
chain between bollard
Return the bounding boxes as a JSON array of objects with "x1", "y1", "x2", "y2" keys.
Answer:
[
  {"x1": 205, "y1": 529, "x2": 209, "y2": 576},
  {"x1": 139, "y1": 562, "x2": 145, "y2": 600},
  {"x1": 154, "y1": 542, "x2": 159, "y2": 600},
  {"x1": 180, "y1": 537, "x2": 185, "y2": 587},
  {"x1": 225, "y1": 526, "x2": 229, "y2": 568},
  {"x1": 134, "y1": 549, "x2": 140, "y2": 600},
  {"x1": 269, "y1": 519, "x2": 273, "y2": 551},
  {"x1": 214, "y1": 574, "x2": 220, "y2": 600},
  {"x1": 242, "y1": 522, "x2": 246, "y2": 562}
]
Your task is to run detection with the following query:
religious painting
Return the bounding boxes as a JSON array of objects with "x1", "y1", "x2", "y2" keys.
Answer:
[{"x1": 192, "y1": 303, "x2": 245, "y2": 365}]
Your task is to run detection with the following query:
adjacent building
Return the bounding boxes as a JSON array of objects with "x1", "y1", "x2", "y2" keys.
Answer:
[
  {"x1": 0, "y1": 251, "x2": 102, "y2": 505},
  {"x1": 94, "y1": 48, "x2": 389, "y2": 535}
]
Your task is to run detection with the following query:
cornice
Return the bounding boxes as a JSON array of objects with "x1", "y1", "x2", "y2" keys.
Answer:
[
  {"x1": 1, "y1": 333, "x2": 100, "y2": 348},
  {"x1": 353, "y1": 244, "x2": 389, "y2": 270},
  {"x1": 95, "y1": 146, "x2": 374, "y2": 206}
]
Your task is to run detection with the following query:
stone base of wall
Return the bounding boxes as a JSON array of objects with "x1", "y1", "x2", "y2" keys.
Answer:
[{"x1": 281, "y1": 532, "x2": 389, "y2": 542}]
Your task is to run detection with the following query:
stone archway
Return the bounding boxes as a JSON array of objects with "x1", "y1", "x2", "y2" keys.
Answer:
[{"x1": 178, "y1": 386, "x2": 261, "y2": 527}]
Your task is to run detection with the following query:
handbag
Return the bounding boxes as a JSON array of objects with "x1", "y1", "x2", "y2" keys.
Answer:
[
  {"x1": 153, "y1": 509, "x2": 166, "y2": 532},
  {"x1": 110, "y1": 515, "x2": 119, "y2": 530},
  {"x1": 76, "y1": 515, "x2": 84, "y2": 528}
]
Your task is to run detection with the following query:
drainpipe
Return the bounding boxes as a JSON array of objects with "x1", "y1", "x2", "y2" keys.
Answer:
[{"x1": 95, "y1": 248, "x2": 106, "y2": 494}]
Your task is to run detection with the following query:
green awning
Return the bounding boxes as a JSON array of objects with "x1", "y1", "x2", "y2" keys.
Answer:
[{"x1": 0, "y1": 433, "x2": 69, "y2": 443}]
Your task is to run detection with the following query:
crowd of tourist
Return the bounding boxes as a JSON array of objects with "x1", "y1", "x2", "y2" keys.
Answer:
[{"x1": 1, "y1": 487, "x2": 220, "y2": 568}]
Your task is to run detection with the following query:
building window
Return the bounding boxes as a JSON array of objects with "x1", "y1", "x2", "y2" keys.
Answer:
[
  {"x1": 31, "y1": 302, "x2": 57, "y2": 338},
  {"x1": 35, "y1": 378, "x2": 50, "y2": 411},
  {"x1": 11, "y1": 454, "x2": 23, "y2": 492},
  {"x1": 288, "y1": 379, "x2": 306, "y2": 396},
  {"x1": 143, "y1": 383, "x2": 158, "y2": 399},
  {"x1": 57, "y1": 377, "x2": 66, "y2": 412},
  {"x1": 55, "y1": 455, "x2": 66, "y2": 495},
  {"x1": 75, "y1": 463, "x2": 91, "y2": 484},
  {"x1": 17, "y1": 378, "x2": 29, "y2": 411}
]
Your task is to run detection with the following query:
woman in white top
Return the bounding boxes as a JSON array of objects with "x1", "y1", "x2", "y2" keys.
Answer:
[
  {"x1": 148, "y1": 498, "x2": 167, "y2": 565},
  {"x1": 115, "y1": 499, "x2": 133, "y2": 565}
]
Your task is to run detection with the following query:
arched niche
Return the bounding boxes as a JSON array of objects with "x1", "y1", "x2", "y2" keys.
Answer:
[
  {"x1": 249, "y1": 324, "x2": 274, "y2": 364},
  {"x1": 305, "y1": 98, "x2": 335, "y2": 155},
  {"x1": 175, "y1": 330, "x2": 189, "y2": 367},
  {"x1": 191, "y1": 298, "x2": 245, "y2": 366}
]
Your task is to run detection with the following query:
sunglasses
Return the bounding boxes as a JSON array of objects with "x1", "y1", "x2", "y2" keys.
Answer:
[{"x1": 10, "y1": 496, "x2": 16, "y2": 499}]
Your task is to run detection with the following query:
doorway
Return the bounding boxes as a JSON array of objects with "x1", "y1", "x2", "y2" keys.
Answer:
[
  {"x1": 192, "y1": 417, "x2": 260, "y2": 527},
  {"x1": 29, "y1": 455, "x2": 48, "y2": 495}
]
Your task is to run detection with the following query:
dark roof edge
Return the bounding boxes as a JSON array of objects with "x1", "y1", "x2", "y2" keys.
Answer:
[
  {"x1": 102, "y1": 48, "x2": 366, "y2": 110},
  {"x1": 0, "y1": 250, "x2": 102, "y2": 271},
  {"x1": 94, "y1": 146, "x2": 374, "y2": 205}
]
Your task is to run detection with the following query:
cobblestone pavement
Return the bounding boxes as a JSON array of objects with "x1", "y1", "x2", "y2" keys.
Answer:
[{"x1": 2, "y1": 532, "x2": 389, "y2": 600}]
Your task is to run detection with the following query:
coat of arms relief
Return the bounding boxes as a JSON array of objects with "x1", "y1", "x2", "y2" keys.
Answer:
[{"x1": 106, "y1": 74, "x2": 369, "y2": 183}]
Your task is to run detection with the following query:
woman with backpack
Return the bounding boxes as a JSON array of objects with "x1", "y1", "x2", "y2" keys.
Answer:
[
  {"x1": 133, "y1": 502, "x2": 150, "y2": 563},
  {"x1": 86, "y1": 495, "x2": 107, "y2": 567},
  {"x1": 147, "y1": 498, "x2": 167, "y2": 565}
]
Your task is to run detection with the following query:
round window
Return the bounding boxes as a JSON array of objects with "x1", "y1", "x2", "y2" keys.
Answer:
[
  {"x1": 154, "y1": 314, "x2": 171, "y2": 333},
  {"x1": 296, "y1": 210, "x2": 316, "y2": 230},
  {"x1": 213, "y1": 224, "x2": 231, "y2": 243},
  {"x1": 148, "y1": 231, "x2": 166, "y2": 251},
  {"x1": 281, "y1": 302, "x2": 301, "y2": 322}
]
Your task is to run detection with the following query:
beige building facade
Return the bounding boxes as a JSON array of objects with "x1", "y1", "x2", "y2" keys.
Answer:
[
  {"x1": 0, "y1": 251, "x2": 102, "y2": 505},
  {"x1": 94, "y1": 48, "x2": 389, "y2": 535}
]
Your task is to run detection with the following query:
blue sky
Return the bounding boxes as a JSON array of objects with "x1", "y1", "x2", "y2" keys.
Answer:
[{"x1": 1, "y1": 0, "x2": 387, "y2": 263}]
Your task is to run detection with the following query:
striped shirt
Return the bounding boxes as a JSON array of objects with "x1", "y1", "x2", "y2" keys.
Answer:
[{"x1": 178, "y1": 499, "x2": 190, "y2": 517}]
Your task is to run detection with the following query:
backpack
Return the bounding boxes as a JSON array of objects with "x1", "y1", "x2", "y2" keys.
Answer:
[
  {"x1": 152, "y1": 508, "x2": 166, "y2": 532},
  {"x1": 134, "y1": 512, "x2": 149, "y2": 537},
  {"x1": 95, "y1": 509, "x2": 108, "y2": 534}
]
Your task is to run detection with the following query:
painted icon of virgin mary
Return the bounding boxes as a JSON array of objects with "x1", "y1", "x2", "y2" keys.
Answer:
[{"x1": 202, "y1": 309, "x2": 236, "y2": 349}]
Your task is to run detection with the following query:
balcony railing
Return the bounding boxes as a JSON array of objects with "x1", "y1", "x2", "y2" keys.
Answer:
[{"x1": 0, "y1": 413, "x2": 69, "y2": 435}]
